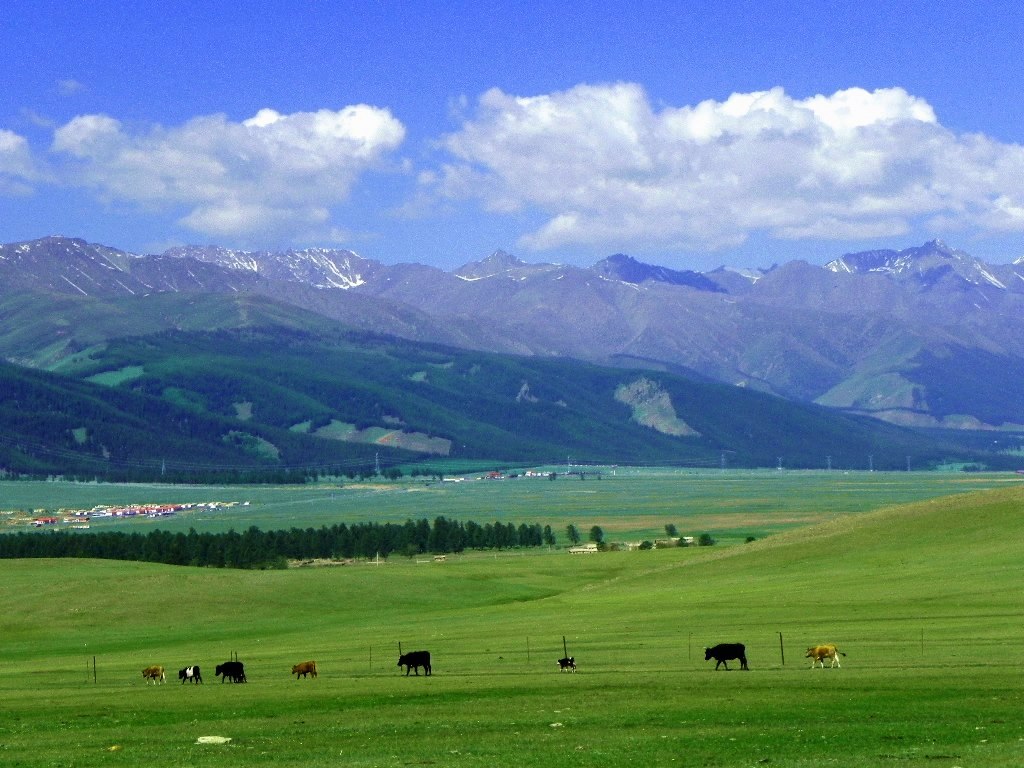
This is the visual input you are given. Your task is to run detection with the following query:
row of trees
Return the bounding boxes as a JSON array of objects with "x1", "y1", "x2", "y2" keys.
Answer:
[{"x1": 0, "y1": 517, "x2": 555, "y2": 569}]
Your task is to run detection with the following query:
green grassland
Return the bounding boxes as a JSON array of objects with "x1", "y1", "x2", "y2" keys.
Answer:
[{"x1": 2, "y1": 482, "x2": 1024, "y2": 766}]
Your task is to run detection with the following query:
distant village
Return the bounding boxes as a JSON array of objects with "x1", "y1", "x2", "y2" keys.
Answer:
[{"x1": 4, "y1": 501, "x2": 247, "y2": 529}]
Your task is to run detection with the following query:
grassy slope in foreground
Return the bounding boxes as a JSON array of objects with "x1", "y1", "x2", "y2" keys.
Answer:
[{"x1": 1, "y1": 486, "x2": 1023, "y2": 767}]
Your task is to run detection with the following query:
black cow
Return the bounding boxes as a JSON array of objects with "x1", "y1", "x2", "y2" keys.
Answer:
[
  {"x1": 557, "y1": 656, "x2": 576, "y2": 672},
  {"x1": 178, "y1": 665, "x2": 202, "y2": 684},
  {"x1": 215, "y1": 661, "x2": 246, "y2": 683},
  {"x1": 704, "y1": 643, "x2": 749, "y2": 670},
  {"x1": 397, "y1": 650, "x2": 431, "y2": 676}
]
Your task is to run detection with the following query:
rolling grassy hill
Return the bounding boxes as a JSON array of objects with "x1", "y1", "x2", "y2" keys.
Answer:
[
  {"x1": 15, "y1": 321, "x2": 1012, "y2": 477},
  {"x1": 1, "y1": 282, "x2": 1020, "y2": 478},
  {"x1": 0, "y1": 356, "x2": 392, "y2": 481},
  {"x1": 1, "y1": 484, "x2": 1022, "y2": 766}
]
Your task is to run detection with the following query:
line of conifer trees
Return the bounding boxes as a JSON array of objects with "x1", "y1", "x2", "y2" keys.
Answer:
[{"x1": 0, "y1": 517, "x2": 556, "y2": 569}]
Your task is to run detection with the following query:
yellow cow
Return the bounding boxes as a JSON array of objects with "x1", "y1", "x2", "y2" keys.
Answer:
[{"x1": 805, "y1": 644, "x2": 845, "y2": 668}]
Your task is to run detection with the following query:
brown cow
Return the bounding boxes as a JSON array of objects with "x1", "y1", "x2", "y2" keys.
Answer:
[
  {"x1": 292, "y1": 660, "x2": 317, "y2": 679},
  {"x1": 142, "y1": 665, "x2": 165, "y2": 684},
  {"x1": 806, "y1": 644, "x2": 846, "y2": 668}
]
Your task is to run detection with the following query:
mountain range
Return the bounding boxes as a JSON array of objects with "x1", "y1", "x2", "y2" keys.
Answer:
[{"x1": 1, "y1": 235, "x2": 1022, "y2": 477}]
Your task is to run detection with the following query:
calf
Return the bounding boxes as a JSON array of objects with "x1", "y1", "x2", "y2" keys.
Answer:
[
  {"x1": 557, "y1": 656, "x2": 576, "y2": 672},
  {"x1": 806, "y1": 644, "x2": 846, "y2": 668},
  {"x1": 397, "y1": 650, "x2": 431, "y2": 676},
  {"x1": 178, "y1": 665, "x2": 202, "y2": 684},
  {"x1": 292, "y1": 660, "x2": 318, "y2": 679},
  {"x1": 142, "y1": 665, "x2": 165, "y2": 684},
  {"x1": 215, "y1": 660, "x2": 246, "y2": 683},
  {"x1": 704, "y1": 643, "x2": 749, "y2": 671}
]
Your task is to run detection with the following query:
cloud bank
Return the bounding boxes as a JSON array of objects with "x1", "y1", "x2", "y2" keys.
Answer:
[
  {"x1": 50, "y1": 105, "x2": 406, "y2": 241},
  {"x1": 5, "y1": 85, "x2": 1024, "y2": 251},
  {"x1": 433, "y1": 84, "x2": 1024, "y2": 251}
]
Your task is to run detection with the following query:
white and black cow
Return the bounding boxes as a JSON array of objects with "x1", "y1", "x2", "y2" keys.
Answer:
[
  {"x1": 557, "y1": 656, "x2": 576, "y2": 672},
  {"x1": 178, "y1": 665, "x2": 203, "y2": 684}
]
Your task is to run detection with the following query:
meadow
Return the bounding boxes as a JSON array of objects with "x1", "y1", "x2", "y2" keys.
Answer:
[
  {"x1": 1, "y1": 475, "x2": 1023, "y2": 766},
  {"x1": 1, "y1": 467, "x2": 1018, "y2": 543}
]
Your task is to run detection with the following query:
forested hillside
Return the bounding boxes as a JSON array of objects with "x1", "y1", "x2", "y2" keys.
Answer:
[
  {"x1": 1, "y1": 321, "x2": 1011, "y2": 481},
  {"x1": 0, "y1": 358, "x2": 391, "y2": 482}
]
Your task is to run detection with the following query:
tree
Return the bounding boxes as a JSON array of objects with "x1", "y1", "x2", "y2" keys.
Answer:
[
  {"x1": 589, "y1": 525, "x2": 604, "y2": 544},
  {"x1": 698, "y1": 533, "x2": 716, "y2": 546},
  {"x1": 665, "y1": 523, "x2": 678, "y2": 537},
  {"x1": 566, "y1": 524, "x2": 581, "y2": 545}
]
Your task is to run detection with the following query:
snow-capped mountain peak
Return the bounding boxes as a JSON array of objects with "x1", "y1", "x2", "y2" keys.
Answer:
[
  {"x1": 825, "y1": 239, "x2": 1013, "y2": 290},
  {"x1": 163, "y1": 245, "x2": 376, "y2": 289}
]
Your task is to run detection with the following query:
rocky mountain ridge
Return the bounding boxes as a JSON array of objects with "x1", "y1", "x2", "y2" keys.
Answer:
[{"x1": 3, "y1": 235, "x2": 1024, "y2": 431}]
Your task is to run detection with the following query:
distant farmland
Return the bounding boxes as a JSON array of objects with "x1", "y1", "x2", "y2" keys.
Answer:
[{"x1": 1, "y1": 468, "x2": 1019, "y2": 544}]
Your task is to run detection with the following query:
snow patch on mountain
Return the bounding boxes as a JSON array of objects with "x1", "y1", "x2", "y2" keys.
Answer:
[
  {"x1": 825, "y1": 239, "x2": 1017, "y2": 290},
  {"x1": 163, "y1": 245, "x2": 371, "y2": 289}
]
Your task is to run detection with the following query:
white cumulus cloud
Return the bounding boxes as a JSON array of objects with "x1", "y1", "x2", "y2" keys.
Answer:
[
  {"x1": 431, "y1": 83, "x2": 1024, "y2": 252},
  {"x1": 0, "y1": 129, "x2": 42, "y2": 196},
  {"x1": 50, "y1": 105, "x2": 406, "y2": 241}
]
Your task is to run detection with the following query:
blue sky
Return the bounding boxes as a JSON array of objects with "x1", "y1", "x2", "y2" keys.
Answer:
[{"x1": 3, "y1": 0, "x2": 1024, "y2": 270}]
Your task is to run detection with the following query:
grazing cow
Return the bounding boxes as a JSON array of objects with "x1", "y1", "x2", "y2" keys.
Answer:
[
  {"x1": 292, "y1": 660, "x2": 317, "y2": 679},
  {"x1": 806, "y1": 644, "x2": 846, "y2": 668},
  {"x1": 557, "y1": 656, "x2": 576, "y2": 672},
  {"x1": 178, "y1": 665, "x2": 203, "y2": 684},
  {"x1": 215, "y1": 661, "x2": 246, "y2": 683},
  {"x1": 142, "y1": 665, "x2": 165, "y2": 684},
  {"x1": 705, "y1": 643, "x2": 749, "y2": 671},
  {"x1": 397, "y1": 650, "x2": 431, "y2": 676}
]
